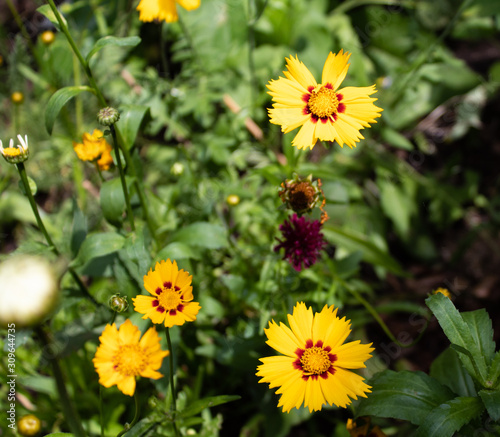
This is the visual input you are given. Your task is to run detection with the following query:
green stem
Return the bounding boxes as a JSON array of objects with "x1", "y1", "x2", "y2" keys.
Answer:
[
  {"x1": 165, "y1": 328, "x2": 180, "y2": 437},
  {"x1": 99, "y1": 385, "x2": 105, "y2": 437},
  {"x1": 17, "y1": 162, "x2": 99, "y2": 306},
  {"x1": 116, "y1": 391, "x2": 140, "y2": 437},
  {"x1": 13, "y1": 103, "x2": 20, "y2": 140},
  {"x1": 341, "y1": 279, "x2": 428, "y2": 347},
  {"x1": 36, "y1": 326, "x2": 86, "y2": 437},
  {"x1": 110, "y1": 124, "x2": 135, "y2": 231},
  {"x1": 45, "y1": 0, "x2": 107, "y2": 106}
]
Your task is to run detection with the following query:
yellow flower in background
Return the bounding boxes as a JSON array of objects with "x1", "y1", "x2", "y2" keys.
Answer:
[
  {"x1": 256, "y1": 302, "x2": 374, "y2": 413},
  {"x1": 432, "y1": 287, "x2": 452, "y2": 298},
  {"x1": 73, "y1": 129, "x2": 113, "y2": 170},
  {"x1": 133, "y1": 259, "x2": 201, "y2": 328},
  {"x1": 137, "y1": 0, "x2": 200, "y2": 23},
  {"x1": 267, "y1": 50, "x2": 383, "y2": 150},
  {"x1": 347, "y1": 417, "x2": 387, "y2": 437},
  {"x1": 93, "y1": 319, "x2": 169, "y2": 396}
]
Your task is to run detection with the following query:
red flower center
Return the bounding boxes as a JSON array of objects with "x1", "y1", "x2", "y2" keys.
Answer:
[{"x1": 294, "y1": 339, "x2": 337, "y2": 380}]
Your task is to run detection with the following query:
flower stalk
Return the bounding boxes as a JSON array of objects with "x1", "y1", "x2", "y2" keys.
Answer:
[
  {"x1": 166, "y1": 328, "x2": 180, "y2": 437},
  {"x1": 116, "y1": 392, "x2": 140, "y2": 437}
]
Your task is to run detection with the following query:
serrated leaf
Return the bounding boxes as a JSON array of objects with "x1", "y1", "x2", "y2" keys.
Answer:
[
  {"x1": 415, "y1": 397, "x2": 484, "y2": 437},
  {"x1": 479, "y1": 390, "x2": 500, "y2": 420},
  {"x1": 100, "y1": 177, "x2": 136, "y2": 226},
  {"x1": 45, "y1": 86, "x2": 95, "y2": 135},
  {"x1": 426, "y1": 293, "x2": 488, "y2": 383},
  {"x1": 463, "y1": 309, "x2": 495, "y2": 366},
  {"x1": 178, "y1": 395, "x2": 240, "y2": 419},
  {"x1": 86, "y1": 36, "x2": 141, "y2": 63},
  {"x1": 430, "y1": 347, "x2": 476, "y2": 397},
  {"x1": 72, "y1": 232, "x2": 126, "y2": 266},
  {"x1": 171, "y1": 222, "x2": 228, "y2": 249},
  {"x1": 117, "y1": 105, "x2": 149, "y2": 150},
  {"x1": 36, "y1": 5, "x2": 67, "y2": 30},
  {"x1": 356, "y1": 370, "x2": 454, "y2": 425},
  {"x1": 487, "y1": 351, "x2": 500, "y2": 387},
  {"x1": 156, "y1": 242, "x2": 202, "y2": 261},
  {"x1": 322, "y1": 225, "x2": 405, "y2": 275}
]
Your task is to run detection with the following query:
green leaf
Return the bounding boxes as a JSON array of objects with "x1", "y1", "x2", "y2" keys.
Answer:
[
  {"x1": 381, "y1": 127, "x2": 414, "y2": 150},
  {"x1": 117, "y1": 105, "x2": 149, "y2": 150},
  {"x1": 43, "y1": 434, "x2": 74, "y2": 437},
  {"x1": 156, "y1": 242, "x2": 202, "y2": 261},
  {"x1": 72, "y1": 232, "x2": 126, "y2": 266},
  {"x1": 356, "y1": 370, "x2": 454, "y2": 425},
  {"x1": 36, "y1": 5, "x2": 67, "y2": 30},
  {"x1": 479, "y1": 390, "x2": 500, "y2": 420},
  {"x1": 70, "y1": 199, "x2": 87, "y2": 258},
  {"x1": 415, "y1": 397, "x2": 484, "y2": 437},
  {"x1": 100, "y1": 177, "x2": 136, "y2": 226},
  {"x1": 462, "y1": 309, "x2": 495, "y2": 366},
  {"x1": 378, "y1": 178, "x2": 415, "y2": 238},
  {"x1": 45, "y1": 86, "x2": 95, "y2": 135},
  {"x1": 425, "y1": 293, "x2": 488, "y2": 383},
  {"x1": 86, "y1": 36, "x2": 141, "y2": 63},
  {"x1": 430, "y1": 347, "x2": 476, "y2": 397},
  {"x1": 122, "y1": 418, "x2": 156, "y2": 437},
  {"x1": 322, "y1": 225, "x2": 405, "y2": 275},
  {"x1": 487, "y1": 351, "x2": 500, "y2": 387},
  {"x1": 171, "y1": 222, "x2": 228, "y2": 249},
  {"x1": 178, "y1": 395, "x2": 240, "y2": 419}
]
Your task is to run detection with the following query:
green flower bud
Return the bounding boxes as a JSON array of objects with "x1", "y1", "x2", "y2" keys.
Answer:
[
  {"x1": 108, "y1": 294, "x2": 129, "y2": 313},
  {"x1": 97, "y1": 107, "x2": 120, "y2": 126}
]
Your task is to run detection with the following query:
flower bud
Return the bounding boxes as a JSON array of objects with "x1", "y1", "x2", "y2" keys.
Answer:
[
  {"x1": 108, "y1": 294, "x2": 129, "y2": 313},
  {"x1": 0, "y1": 255, "x2": 59, "y2": 328},
  {"x1": 432, "y1": 287, "x2": 452, "y2": 298},
  {"x1": 11, "y1": 92, "x2": 24, "y2": 104},
  {"x1": 97, "y1": 107, "x2": 120, "y2": 126},
  {"x1": 171, "y1": 162, "x2": 184, "y2": 176},
  {"x1": 226, "y1": 194, "x2": 240, "y2": 206},
  {"x1": 18, "y1": 414, "x2": 41, "y2": 436},
  {"x1": 40, "y1": 30, "x2": 55, "y2": 45},
  {"x1": 0, "y1": 134, "x2": 29, "y2": 164}
]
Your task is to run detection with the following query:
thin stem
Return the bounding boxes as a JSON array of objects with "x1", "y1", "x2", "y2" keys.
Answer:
[
  {"x1": 110, "y1": 124, "x2": 135, "y2": 231},
  {"x1": 341, "y1": 279, "x2": 429, "y2": 348},
  {"x1": 45, "y1": 0, "x2": 107, "y2": 106},
  {"x1": 17, "y1": 162, "x2": 58, "y2": 253},
  {"x1": 36, "y1": 326, "x2": 86, "y2": 437},
  {"x1": 17, "y1": 162, "x2": 99, "y2": 306},
  {"x1": 160, "y1": 22, "x2": 170, "y2": 78},
  {"x1": 116, "y1": 391, "x2": 140, "y2": 437},
  {"x1": 99, "y1": 385, "x2": 105, "y2": 437},
  {"x1": 165, "y1": 328, "x2": 180, "y2": 437}
]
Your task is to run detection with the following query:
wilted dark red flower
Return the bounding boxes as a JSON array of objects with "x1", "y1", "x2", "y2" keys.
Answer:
[{"x1": 274, "y1": 214, "x2": 326, "y2": 271}]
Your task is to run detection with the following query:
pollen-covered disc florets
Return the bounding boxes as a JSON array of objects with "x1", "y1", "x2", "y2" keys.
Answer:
[
  {"x1": 279, "y1": 174, "x2": 327, "y2": 221},
  {"x1": 97, "y1": 107, "x2": 120, "y2": 126},
  {"x1": 0, "y1": 134, "x2": 29, "y2": 164}
]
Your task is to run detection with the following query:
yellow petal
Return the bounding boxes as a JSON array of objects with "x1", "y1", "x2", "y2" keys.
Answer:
[
  {"x1": 265, "y1": 320, "x2": 302, "y2": 357},
  {"x1": 321, "y1": 49, "x2": 351, "y2": 91},
  {"x1": 304, "y1": 377, "x2": 326, "y2": 412},
  {"x1": 311, "y1": 304, "x2": 338, "y2": 344},
  {"x1": 117, "y1": 376, "x2": 136, "y2": 396},
  {"x1": 118, "y1": 319, "x2": 141, "y2": 345},
  {"x1": 291, "y1": 119, "x2": 317, "y2": 150},
  {"x1": 275, "y1": 370, "x2": 307, "y2": 413},
  {"x1": 334, "y1": 341, "x2": 374, "y2": 369},
  {"x1": 268, "y1": 107, "x2": 310, "y2": 133},
  {"x1": 324, "y1": 316, "x2": 351, "y2": 350},
  {"x1": 283, "y1": 55, "x2": 317, "y2": 91},
  {"x1": 287, "y1": 302, "x2": 313, "y2": 345},
  {"x1": 267, "y1": 77, "x2": 307, "y2": 107}
]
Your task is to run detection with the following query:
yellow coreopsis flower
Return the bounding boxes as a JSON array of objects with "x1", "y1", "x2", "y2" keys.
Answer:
[
  {"x1": 137, "y1": 0, "x2": 200, "y2": 23},
  {"x1": 257, "y1": 302, "x2": 374, "y2": 413},
  {"x1": 73, "y1": 129, "x2": 113, "y2": 170},
  {"x1": 133, "y1": 259, "x2": 201, "y2": 328},
  {"x1": 267, "y1": 50, "x2": 383, "y2": 150},
  {"x1": 93, "y1": 319, "x2": 169, "y2": 396}
]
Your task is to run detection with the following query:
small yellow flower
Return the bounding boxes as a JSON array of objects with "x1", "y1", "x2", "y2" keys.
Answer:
[
  {"x1": 347, "y1": 417, "x2": 386, "y2": 437},
  {"x1": 267, "y1": 50, "x2": 383, "y2": 150},
  {"x1": 73, "y1": 129, "x2": 113, "y2": 170},
  {"x1": 133, "y1": 259, "x2": 201, "y2": 328},
  {"x1": 0, "y1": 134, "x2": 29, "y2": 164},
  {"x1": 137, "y1": 0, "x2": 200, "y2": 23},
  {"x1": 226, "y1": 194, "x2": 240, "y2": 206},
  {"x1": 432, "y1": 287, "x2": 452, "y2": 298},
  {"x1": 93, "y1": 319, "x2": 169, "y2": 396},
  {"x1": 257, "y1": 302, "x2": 374, "y2": 413},
  {"x1": 40, "y1": 30, "x2": 55, "y2": 45},
  {"x1": 11, "y1": 92, "x2": 24, "y2": 104}
]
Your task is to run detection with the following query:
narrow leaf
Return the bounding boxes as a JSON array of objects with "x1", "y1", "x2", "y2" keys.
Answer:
[
  {"x1": 72, "y1": 232, "x2": 126, "y2": 266},
  {"x1": 479, "y1": 390, "x2": 500, "y2": 420},
  {"x1": 178, "y1": 395, "x2": 240, "y2": 419},
  {"x1": 425, "y1": 293, "x2": 487, "y2": 383},
  {"x1": 36, "y1": 5, "x2": 67, "y2": 30},
  {"x1": 45, "y1": 86, "x2": 95, "y2": 135},
  {"x1": 356, "y1": 370, "x2": 454, "y2": 425},
  {"x1": 322, "y1": 225, "x2": 405, "y2": 275},
  {"x1": 86, "y1": 36, "x2": 141, "y2": 63},
  {"x1": 415, "y1": 397, "x2": 484, "y2": 437},
  {"x1": 462, "y1": 309, "x2": 495, "y2": 366}
]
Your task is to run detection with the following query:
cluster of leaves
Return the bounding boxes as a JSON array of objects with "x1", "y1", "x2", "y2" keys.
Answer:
[{"x1": 0, "y1": 0, "x2": 499, "y2": 436}]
